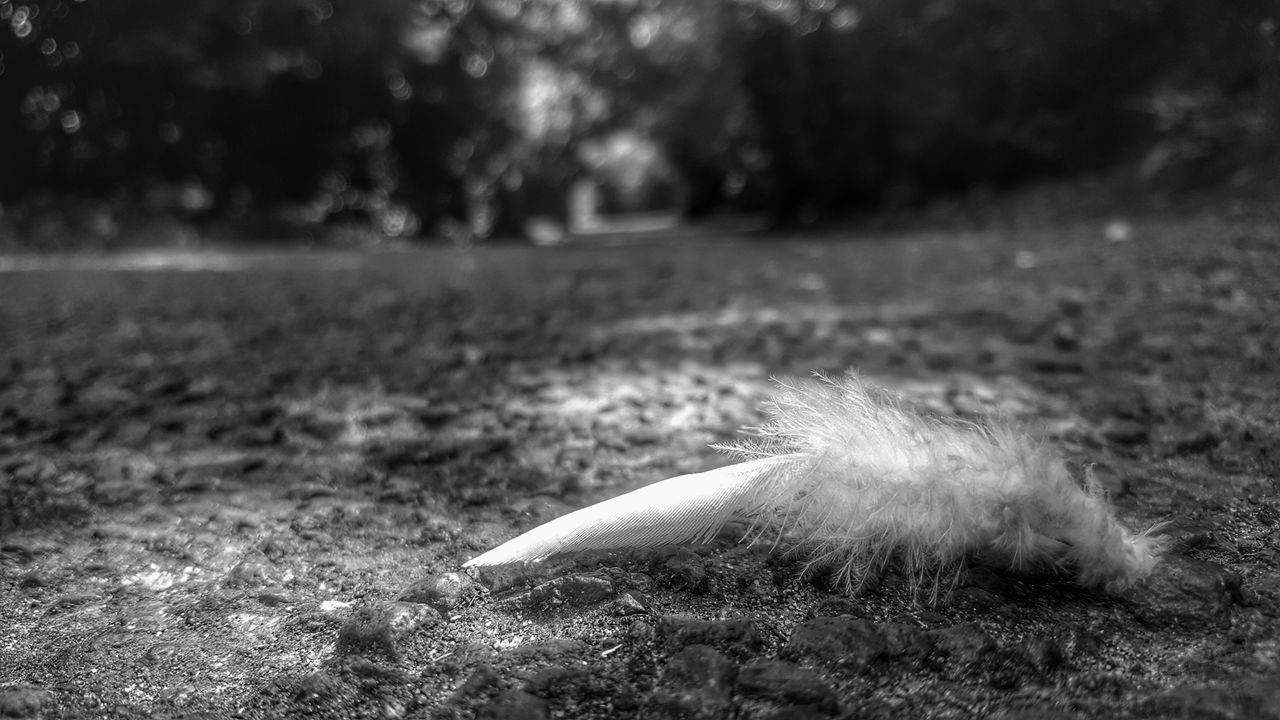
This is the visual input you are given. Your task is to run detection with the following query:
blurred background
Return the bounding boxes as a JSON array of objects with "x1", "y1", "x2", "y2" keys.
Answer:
[{"x1": 0, "y1": 0, "x2": 1277, "y2": 248}]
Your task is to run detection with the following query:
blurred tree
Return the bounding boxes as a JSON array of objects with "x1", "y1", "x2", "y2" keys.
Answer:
[
  {"x1": 570, "y1": 0, "x2": 767, "y2": 217},
  {"x1": 737, "y1": 0, "x2": 1279, "y2": 222},
  {"x1": 1, "y1": 0, "x2": 1276, "y2": 241},
  {"x1": 0, "y1": 0, "x2": 511, "y2": 236}
]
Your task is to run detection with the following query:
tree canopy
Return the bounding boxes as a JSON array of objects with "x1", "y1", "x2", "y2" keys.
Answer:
[{"x1": 1, "y1": 0, "x2": 1275, "y2": 238}]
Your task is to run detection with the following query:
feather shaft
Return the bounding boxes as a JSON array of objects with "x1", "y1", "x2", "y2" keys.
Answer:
[{"x1": 462, "y1": 454, "x2": 802, "y2": 568}]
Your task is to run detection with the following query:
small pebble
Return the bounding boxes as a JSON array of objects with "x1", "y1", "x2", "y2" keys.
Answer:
[
  {"x1": 784, "y1": 616, "x2": 891, "y2": 669},
  {"x1": 651, "y1": 645, "x2": 737, "y2": 718},
  {"x1": 18, "y1": 573, "x2": 47, "y2": 589},
  {"x1": 613, "y1": 590, "x2": 653, "y2": 616},
  {"x1": 1132, "y1": 555, "x2": 1244, "y2": 626},
  {"x1": 384, "y1": 601, "x2": 441, "y2": 636},
  {"x1": 661, "y1": 645, "x2": 737, "y2": 689},
  {"x1": 397, "y1": 572, "x2": 479, "y2": 614},
  {"x1": 50, "y1": 592, "x2": 99, "y2": 610},
  {"x1": 737, "y1": 661, "x2": 839, "y2": 715},
  {"x1": 659, "y1": 615, "x2": 763, "y2": 659},
  {"x1": 0, "y1": 686, "x2": 52, "y2": 718},
  {"x1": 474, "y1": 690, "x2": 548, "y2": 720},
  {"x1": 528, "y1": 574, "x2": 615, "y2": 608},
  {"x1": 291, "y1": 671, "x2": 345, "y2": 702},
  {"x1": 926, "y1": 623, "x2": 998, "y2": 664},
  {"x1": 334, "y1": 605, "x2": 399, "y2": 662}
]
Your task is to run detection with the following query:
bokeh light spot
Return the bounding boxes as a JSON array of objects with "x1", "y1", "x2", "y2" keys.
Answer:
[
  {"x1": 629, "y1": 14, "x2": 659, "y2": 49},
  {"x1": 60, "y1": 110, "x2": 81, "y2": 133},
  {"x1": 464, "y1": 54, "x2": 488, "y2": 78},
  {"x1": 829, "y1": 6, "x2": 861, "y2": 30},
  {"x1": 160, "y1": 123, "x2": 182, "y2": 144}
]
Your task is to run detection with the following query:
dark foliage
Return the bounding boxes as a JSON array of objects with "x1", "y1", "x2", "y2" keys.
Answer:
[{"x1": 0, "y1": 0, "x2": 1276, "y2": 238}]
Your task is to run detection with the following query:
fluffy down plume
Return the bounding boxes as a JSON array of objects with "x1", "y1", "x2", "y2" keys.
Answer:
[{"x1": 464, "y1": 373, "x2": 1162, "y2": 595}]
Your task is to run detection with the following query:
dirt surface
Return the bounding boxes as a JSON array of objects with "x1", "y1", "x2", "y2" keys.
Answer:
[{"x1": 2, "y1": 213, "x2": 1279, "y2": 719}]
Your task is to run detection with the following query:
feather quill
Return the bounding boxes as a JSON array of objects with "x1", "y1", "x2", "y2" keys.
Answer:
[{"x1": 464, "y1": 373, "x2": 1162, "y2": 594}]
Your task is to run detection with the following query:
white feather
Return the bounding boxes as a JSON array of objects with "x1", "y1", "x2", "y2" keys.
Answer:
[{"x1": 464, "y1": 373, "x2": 1162, "y2": 594}]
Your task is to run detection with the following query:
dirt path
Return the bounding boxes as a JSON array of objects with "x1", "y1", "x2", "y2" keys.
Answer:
[{"x1": 1, "y1": 213, "x2": 1278, "y2": 719}]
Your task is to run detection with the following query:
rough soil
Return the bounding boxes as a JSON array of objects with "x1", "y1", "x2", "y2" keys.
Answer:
[{"x1": 1, "y1": 212, "x2": 1278, "y2": 719}]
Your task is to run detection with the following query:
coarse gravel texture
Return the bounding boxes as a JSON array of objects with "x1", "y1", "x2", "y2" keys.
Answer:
[{"x1": 1, "y1": 212, "x2": 1279, "y2": 719}]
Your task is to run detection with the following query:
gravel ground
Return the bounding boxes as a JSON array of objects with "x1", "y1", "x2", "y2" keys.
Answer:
[{"x1": 1, "y1": 213, "x2": 1278, "y2": 719}]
